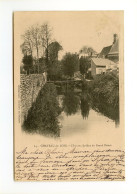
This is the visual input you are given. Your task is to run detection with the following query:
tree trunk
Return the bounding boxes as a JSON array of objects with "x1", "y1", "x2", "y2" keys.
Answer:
[{"x1": 38, "y1": 64, "x2": 39, "y2": 74}]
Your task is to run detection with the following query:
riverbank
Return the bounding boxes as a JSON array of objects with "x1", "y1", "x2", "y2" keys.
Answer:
[
  {"x1": 87, "y1": 72, "x2": 119, "y2": 121},
  {"x1": 21, "y1": 72, "x2": 119, "y2": 137},
  {"x1": 23, "y1": 83, "x2": 62, "y2": 137}
]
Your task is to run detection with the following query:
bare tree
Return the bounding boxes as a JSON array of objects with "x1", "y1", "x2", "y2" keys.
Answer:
[
  {"x1": 20, "y1": 42, "x2": 30, "y2": 56},
  {"x1": 21, "y1": 29, "x2": 34, "y2": 56},
  {"x1": 40, "y1": 23, "x2": 52, "y2": 67},
  {"x1": 21, "y1": 22, "x2": 53, "y2": 74},
  {"x1": 30, "y1": 25, "x2": 41, "y2": 60},
  {"x1": 30, "y1": 25, "x2": 41, "y2": 73}
]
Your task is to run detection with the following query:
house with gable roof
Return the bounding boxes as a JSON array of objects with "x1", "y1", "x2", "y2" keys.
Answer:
[
  {"x1": 107, "y1": 34, "x2": 119, "y2": 63},
  {"x1": 98, "y1": 45, "x2": 112, "y2": 59},
  {"x1": 98, "y1": 34, "x2": 119, "y2": 63},
  {"x1": 91, "y1": 58, "x2": 117, "y2": 76}
]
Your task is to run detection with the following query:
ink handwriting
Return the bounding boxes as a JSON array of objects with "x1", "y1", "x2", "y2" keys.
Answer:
[{"x1": 15, "y1": 147, "x2": 125, "y2": 181}]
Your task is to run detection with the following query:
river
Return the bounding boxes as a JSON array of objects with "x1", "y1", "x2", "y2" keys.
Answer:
[
  {"x1": 57, "y1": 87, "x2": 119, "y2": 139},
  {"x1": 20, "y1": 83, "x2": 121, "y2": 146}
]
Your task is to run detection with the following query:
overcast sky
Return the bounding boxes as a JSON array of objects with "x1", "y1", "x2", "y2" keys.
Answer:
[{"x1": 14, "y1": 11, "x2": 123, "y2": 61}]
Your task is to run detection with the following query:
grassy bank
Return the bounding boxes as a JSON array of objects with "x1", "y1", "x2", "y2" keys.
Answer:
[
  {"x1": 23, "y1": 83, "x2": 62, "y2": 137},
  {"x1": 88, "y1": 73, "x2": 119, "y2": 121}
]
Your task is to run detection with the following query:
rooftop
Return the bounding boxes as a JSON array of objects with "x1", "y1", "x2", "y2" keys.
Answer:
[
  {"x1": 98, "y1": 45, "x2": 112, "y2": 58},
  {"x1": 91, "y1": 58, "x2": 116, "y2": 67},
  {"x1": 108, "y1": 39, "x2": 119, "y2": 55}
]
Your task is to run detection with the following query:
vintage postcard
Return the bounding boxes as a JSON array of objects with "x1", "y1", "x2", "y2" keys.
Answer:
[{"x1": 14, "y1": 11, "x2": 124, "y2": 181}]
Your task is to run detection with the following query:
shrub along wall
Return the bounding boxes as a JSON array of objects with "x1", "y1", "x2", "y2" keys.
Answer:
[
  {"x1": 88, "y1": 72, "x2": 119, "y2": 121},
  {"x1": 23, "y1": 83, "x2": 61, "y2": 137}
]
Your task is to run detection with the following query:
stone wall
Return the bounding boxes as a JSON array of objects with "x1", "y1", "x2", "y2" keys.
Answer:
[{"x1": 20, "y1": 74, "x2": 44, "y2": 124}]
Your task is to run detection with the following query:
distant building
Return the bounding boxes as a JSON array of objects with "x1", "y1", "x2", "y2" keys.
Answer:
[
  {"x1": 91, "y1": 58, "x2": 117, "y2": 76},
  {"x1": 98, "y1": 34, "x2": 119, "y2": 63},
  {"x1": 92, "y1": 52, "x2": 98, "y2": 58},
  {"x1": 107, "y1": 34, "x2": 119, "y2": 63},
  {"x1": 79, "y1": 47, "x2": 97, "y2": 59},
  {"x1": 79, "y1": 53, "x2": 89, "y2": 58}
]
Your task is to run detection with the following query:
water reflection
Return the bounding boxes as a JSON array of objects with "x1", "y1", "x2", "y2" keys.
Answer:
[
  {"x1": 90, "y1": 97, "x2": 119, "y2": 127},
  {"x1": 62, "y1": 91, "x2": 80, "y2": 116},
  {"x1": 23, "y1": 83, "x2": 119, "y2": 138},
  {"x1": 59, "y1": 86, "x2": 91, "y2": 119},
  {"x1": 80, "y1": 91, "x2": 90, "y2": 119},
  {"x1": 57, "y1": 84, "x2": 119, "y2": 126},
  {"x1": 57, "y1": 85, "x2": 91, "y2": 119}
]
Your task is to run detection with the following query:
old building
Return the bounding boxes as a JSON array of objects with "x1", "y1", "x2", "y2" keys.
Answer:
[
  {"x1": 98, "y1": 34, "x2": 119, "y2": 63},
  {"x1": 107, "y1": 34, "x2": 119, "y2": 63},
  {"x1": 98, "y1": 45, "x2": 112, "y2": 58},
  {"x1": 91, "y1": 58, "x2": 117, "y2": 76}
]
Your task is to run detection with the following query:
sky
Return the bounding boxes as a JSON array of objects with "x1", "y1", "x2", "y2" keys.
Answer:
[{"x1": 14, "y1": 11, "x2": 123, "y2": 61}]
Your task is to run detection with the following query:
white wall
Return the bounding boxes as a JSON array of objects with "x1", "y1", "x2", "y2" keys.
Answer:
[{"x1": 96, "y1": 67, "x2": 106, "y2": 74}]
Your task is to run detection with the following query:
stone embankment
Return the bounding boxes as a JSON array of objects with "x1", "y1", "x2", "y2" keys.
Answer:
[{"x1": 20, "y1": 74, "x2": 44, "y2": 124}]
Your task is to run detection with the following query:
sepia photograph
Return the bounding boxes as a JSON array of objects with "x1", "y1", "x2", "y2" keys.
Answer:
[
  {"x1": 14, "y1": 11, "x2": 124, "y2": 181},
  {"x1": 17, "y1": 11, "x2": 122, "y2": 138}
]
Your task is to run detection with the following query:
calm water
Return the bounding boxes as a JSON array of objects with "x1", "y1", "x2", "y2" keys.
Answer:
[
  {"x1": 57, "y1": 88, "x2": 119, "y2": 138},
  {"x1": 22, "y1": 84, "x2": 119, "y2": 139}
]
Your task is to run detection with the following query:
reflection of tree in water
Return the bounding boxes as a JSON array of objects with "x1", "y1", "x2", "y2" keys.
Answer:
[
  {"x1": 90, "y1": 97, "x2": 119, "y2": 125},
  {"x1": 62, "y1": 90, "x2": 80, "y2": 116},
  {"x1": 62, "y1": 87, "x2": 91, "y2": 120},
  {"x1": 80, "y1": 91, "x2": 90, "y2": 119},
  {"x1": 23, "y1": 83, "x2": 62, "y2": 137},
  {"x1": 57, "y1": 82, "x2": 119, "y2": 125}
]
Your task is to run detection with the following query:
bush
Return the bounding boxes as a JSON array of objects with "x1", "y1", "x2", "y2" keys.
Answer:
[
  {"x1": 89, "y1": 73, "x2": 119, "y2": 107},
  {"x1": 23, "y1": 83, "x2": 62, "y2": 137},
  {"x1": 22, "y1": 55, "x2": 33, "y2": 74},
  {"x1": 62, "y1": 53, "x2": 79, "y2": 78},
  {"x1": 88, "y1": 72, "x2": 119, "y2": 121}
]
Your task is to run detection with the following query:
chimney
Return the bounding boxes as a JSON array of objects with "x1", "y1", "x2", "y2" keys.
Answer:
[{"x1": 113, "y1": 34, "x2": 118, "y2": 44}]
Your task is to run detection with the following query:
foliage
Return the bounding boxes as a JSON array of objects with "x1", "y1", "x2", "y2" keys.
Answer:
[
  {"x1": 79, "y1": 57, "x2": 90, "y2": 77},
  {"x1": 48, "y1": 41, "x2": 62, "y2": 63},
  {"x1": 21, "y1": 24, "x2": 63, "y2": 76},
  {"x1": 37, "y1": 57, "x2": 46, "y2": 73},
  {"x1": 88, "y1": 72, "x2": 119, "y2": 108},
  {"x1": 79, "y1": 46, "x2": 96, "y2": 56},
  {"x1": 47, "y1": 41, "x2": 63, "y2": 80},
  {"x1": 56, "y1": 73, "x2": 119, "y2": 121},
  {"x1": 47, "y1": 62, "x2": 63, "y2": 81},
  {"x1": 62, "y1": 53, "x2": 79, "y2": 78},
  {"x1": 85, "y1": 71, "x2": 93, "y2": 80},
  {"x1": 22, "y1": 55, "x2": 33, "y2": 74},
  {"x1": 23, "y1": 83, "x2": 62, "y2": 137}
]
